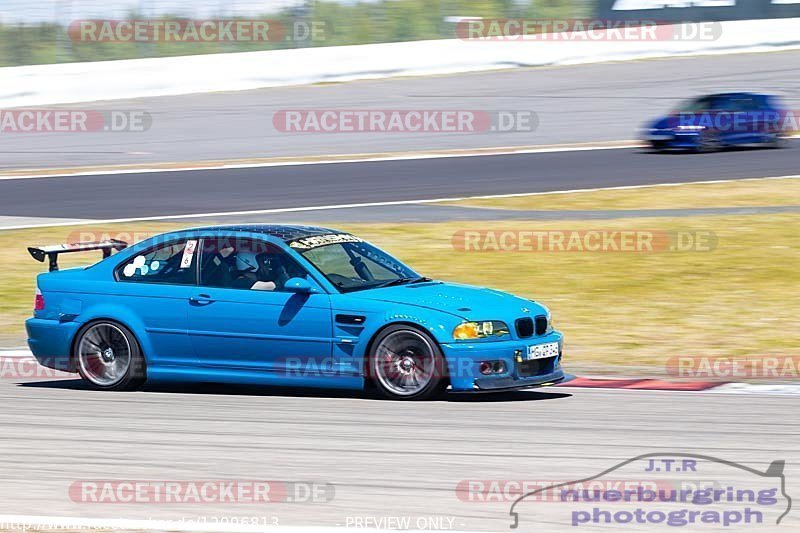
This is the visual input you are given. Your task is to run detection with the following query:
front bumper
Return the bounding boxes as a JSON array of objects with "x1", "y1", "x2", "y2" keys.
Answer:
[
  {"x1": 441, "y1": 332, "x2": 565, "y2": 392},
  {"x1": 26, "y1": 318, "x2": 79, "y2": 372},
  {"x1": 645, "y1": 131, "x2": 701, "y2": 149}
]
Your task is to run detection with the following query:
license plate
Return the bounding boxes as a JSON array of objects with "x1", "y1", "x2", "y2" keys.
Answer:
[{"x1": 526, "y1": 342, "x2": 559, "y2": 361}]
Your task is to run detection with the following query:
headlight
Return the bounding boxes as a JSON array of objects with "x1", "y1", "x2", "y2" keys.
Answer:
[
  {"x1": 546, "y1": 312, "x2": 554, "y2": 333},
  {"x1": 453, "y1": 321, "x2": 509, "y2": 340},
  {"x1": 676, "y1": 125, "x2": 705, "y2": 131}
]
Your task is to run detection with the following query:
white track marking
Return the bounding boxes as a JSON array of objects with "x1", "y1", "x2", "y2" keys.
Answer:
[
  {"x1": 0, "y1": 215, "x2": 91, "y2": 227},
  {"x1": 0, "y1": 349, "x2": 33, "y2": 358},
  {"x1": 0, "y1": 142, "x2": 644, "y2": 181},
  {"x1": 0, "y1": 514, "x2": 474, "y2": 533},
  {"x1": 1, "y1": 174, "x2": 798, "y2": 231},
  {"x1": 707, "y1": 383, "x2": 800, "y2": 396}
]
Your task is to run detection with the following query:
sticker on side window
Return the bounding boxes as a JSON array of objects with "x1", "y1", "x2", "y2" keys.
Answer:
[{"x1": 180, "y1": 240, "x2": 198, "y2": 269}]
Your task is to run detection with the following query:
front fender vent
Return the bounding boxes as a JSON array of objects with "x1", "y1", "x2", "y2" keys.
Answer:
[{"x1": 336, "y1": 314, "x2": 366, "y2": 325}]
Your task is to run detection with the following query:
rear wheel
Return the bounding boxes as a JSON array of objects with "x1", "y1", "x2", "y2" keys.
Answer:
[
  {"x1": 368, "y1": 325, "x2": 447, "y2": 400},
  {"x1": 74, "y1": 321, "x2": 146, "y2": 390},
  {"x1": 769, "y1": 133, "x2": 788, "y2": 149}
]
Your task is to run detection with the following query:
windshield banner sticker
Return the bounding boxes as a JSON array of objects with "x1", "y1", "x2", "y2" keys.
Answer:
[{"x1": 288, "y1": 233, "x2": 363, "y2": 250}]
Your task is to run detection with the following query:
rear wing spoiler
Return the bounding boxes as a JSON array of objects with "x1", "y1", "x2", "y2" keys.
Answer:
[{"x1": 28, "y1": 239, "x2": 128, "y2": 272}]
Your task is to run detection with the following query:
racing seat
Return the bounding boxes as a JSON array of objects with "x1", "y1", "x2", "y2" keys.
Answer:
[
  {"x1": 201, "y1": 253, "x2": 233, "y2": 287},
  {"x1": 255, "y1": 252, "x2": 291, "y2": 291}
]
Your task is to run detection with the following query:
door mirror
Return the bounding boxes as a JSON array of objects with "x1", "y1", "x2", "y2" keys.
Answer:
[{"x1": 284, "y1": 277, "x2": 315, "y2": 294}]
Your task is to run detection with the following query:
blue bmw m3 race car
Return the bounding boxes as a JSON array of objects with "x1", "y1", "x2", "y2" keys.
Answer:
[
  {"x1": 26, "y1": 225, "x2": 565, "y2": 400},
  {"x1": 642, "y1": 92, "x2": 792, "y2": 152}
]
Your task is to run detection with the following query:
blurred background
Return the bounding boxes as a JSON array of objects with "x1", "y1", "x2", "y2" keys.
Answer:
[{"x1": 0, "y1": 0, "x2": 594, "y2": 65}]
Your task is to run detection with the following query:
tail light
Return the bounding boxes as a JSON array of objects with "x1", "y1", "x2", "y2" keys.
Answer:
[{"x1": 34, "y1": 287, "x2": 45, "y2": 311}]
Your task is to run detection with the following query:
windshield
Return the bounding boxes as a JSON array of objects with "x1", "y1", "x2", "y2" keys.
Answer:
[
  {"x1": 677, "y1": 96, "x2": 716, "y2": 113},
  {"x1": 295, "y1": 239, "x2": 421, "y2": 292}
]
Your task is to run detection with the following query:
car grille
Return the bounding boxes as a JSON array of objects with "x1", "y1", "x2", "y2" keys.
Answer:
[
  {"x1": 515, "y1": 317, "x2": 533, "y2": 338},
  {"x1": 535, "y1": 315, "x2": 548, "y2": 336},
  {"x1": 515, "y1": 316, "x2": 548, "y2": 338}
]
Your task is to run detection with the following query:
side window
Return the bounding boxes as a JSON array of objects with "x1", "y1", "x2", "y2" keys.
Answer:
[
  {"x1": 753, "y1": 95, "x2": 772, "y2": 110},
  {"x1": 710, "y1": 97, "x2": 733, "y2": 111},
  {"x1": 117, "y1": 239, "x2": 198, "y2": 285},
  {"x1": 199, "y1": 237, "x2": 308, "y2": 292},
  {"x1": 687, "y1": 96, "x2": 713, "y2": 112},
  {"x1": 729, "y1": 97, "x2": 757, "y2": 112}
]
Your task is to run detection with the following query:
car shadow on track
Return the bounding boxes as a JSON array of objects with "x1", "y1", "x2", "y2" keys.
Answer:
[
  {"x1": 641, "y1": 144, "x2": 782, "y2": 155},
  {"x1": 446, "y1": 390, "x2": 571, "y2": 402},
  {"x1": 19, "y1": 379, "x2": 571, "y2": 402}
]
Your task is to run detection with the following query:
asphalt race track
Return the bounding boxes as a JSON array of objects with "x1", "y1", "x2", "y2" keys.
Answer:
[
  {"x1": 1, "y1": 375, "x2": 798, "y2": 531},
  {"x1": 0, "y1": 51, "x2": 798, "y2": 169},
  {"x1": 0, "y1": 142, "x2": 798, "y2": 222}
]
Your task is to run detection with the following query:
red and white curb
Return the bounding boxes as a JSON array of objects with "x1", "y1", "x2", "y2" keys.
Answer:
[
  {"x1": 557, "y1": 376, "x2": 800, "y2": 395},
  {"x1": 557, "y1": 376, "x2": 723, "y2": 392}
]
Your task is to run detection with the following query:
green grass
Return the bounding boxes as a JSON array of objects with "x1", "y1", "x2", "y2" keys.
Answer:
[
  {"x1": 337, "y1": 214, "x2": 800, "y2": 367},
  {"x1": 2, "y1": 179, "x2": 797, "y2": 372},
  {"x1": 446, "y1": 176, "x2": 800, "y2": 211}
]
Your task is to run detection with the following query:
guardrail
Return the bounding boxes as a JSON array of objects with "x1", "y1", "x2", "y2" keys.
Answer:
[{"x1": 0, "y1": 17, "x2": 798, "y2": 107}]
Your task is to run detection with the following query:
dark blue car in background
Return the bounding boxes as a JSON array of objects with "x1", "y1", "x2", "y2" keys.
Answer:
[{"x1": 642, "y1": 92, "x2": 793, "y2": 152}]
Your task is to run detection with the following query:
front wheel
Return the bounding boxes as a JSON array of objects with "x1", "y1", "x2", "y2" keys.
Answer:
[
  {"x1": 74, "y1": 321, "x2": 146, "y2": 390},
  {"x1": 368, "y1": 325, "x2": 447, "y2": 400},
  {"x1": 696, "y1": 129, "x2": 722, "y2": 153}
]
